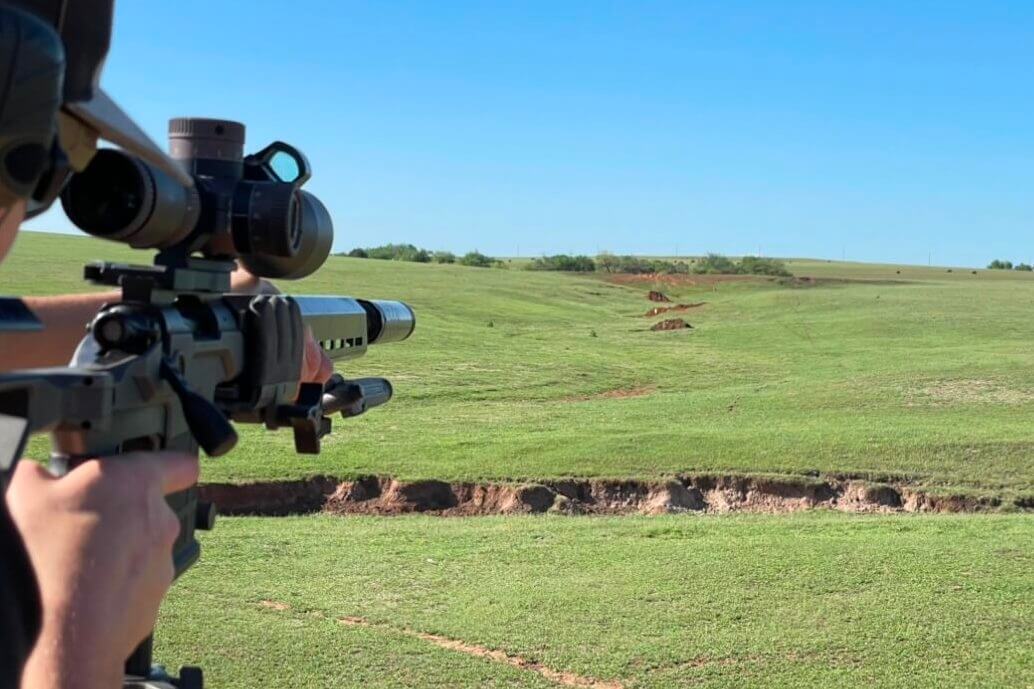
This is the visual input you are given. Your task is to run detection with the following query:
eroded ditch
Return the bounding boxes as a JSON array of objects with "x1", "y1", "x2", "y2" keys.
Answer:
[{"x1": 199, "y1": 474, "x2": 1026, "y2": 517}]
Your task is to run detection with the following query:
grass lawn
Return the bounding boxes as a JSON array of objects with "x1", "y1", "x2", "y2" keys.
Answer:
[
  {"x1": 155, "y1": 513, "x2": 1033, "y2": 688},
  {"x1": 6, "y1": 232, "x2": 1034, "y2": 496}
]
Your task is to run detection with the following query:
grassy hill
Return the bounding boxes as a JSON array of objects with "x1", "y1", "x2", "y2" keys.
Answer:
[
  {"x1": 7, "y1": 231, "x2": 1034, "y2": 496},
  {"x1": 3, "y1": 231, "x2": 1032, "y2": 687}
]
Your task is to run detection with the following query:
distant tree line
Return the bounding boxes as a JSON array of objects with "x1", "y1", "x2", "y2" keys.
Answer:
[
  {"x1": 988, "y1": 259, "x2": 1033, "y2": 272},
  {"x1": 594, "y1": 254, "x2": 685, "y2": 274},
  {"x1": 343, "y1": 244, "x2": 499, "y2": 268},
  {"x1": 342, "y1": 245, "x2": 792, "y2": 276},
  {"x1": 527, "y1": 254, "x2": 597, "y2": 272},
  {"x1": 527, "y1": 253, "x2": 683, "y2": 274},
  {"x1": 529, "y1": 252, "x2": 792, "y2": 277},
  {"x1": 695, "y1": 254, "x2": 793, "y2": 277}
]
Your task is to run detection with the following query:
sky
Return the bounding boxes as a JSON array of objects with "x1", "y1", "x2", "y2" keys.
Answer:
[{"x1": 26, "y1": 0, "x2": 1034, "y2": 266}]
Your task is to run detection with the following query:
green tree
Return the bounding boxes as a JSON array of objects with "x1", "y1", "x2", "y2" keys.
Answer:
[
  {"x1": 460, "y1": 251, "x2": 495, "y2": 268},
  {"x1": 596, "y1": 252, "x2": 620, "y2": 273},
  {"x1": 359, "y1": 243, "x2": 433, "y2": 262},
  {"x1": 528, "y1": 255, "x2": 596, "y2": 272},
  {"x1": 694, "y1": 253, "x2": 739, "y2": 274},
  {"x1": 739, "y1": 256, "x2": 792, "y2": 277}
]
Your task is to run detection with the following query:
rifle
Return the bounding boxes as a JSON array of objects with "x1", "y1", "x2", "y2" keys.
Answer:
[{"x1": 0, "y1": 118, "x2": 414, "y2": 688}]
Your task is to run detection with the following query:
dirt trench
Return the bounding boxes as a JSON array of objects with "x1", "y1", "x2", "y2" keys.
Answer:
[{"x1": 199, "y1": 474, "x2": 1024, "y2": 517}]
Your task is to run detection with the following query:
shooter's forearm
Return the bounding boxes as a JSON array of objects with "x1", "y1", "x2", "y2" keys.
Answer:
[
  {"x1": 0, "y1": 268, "x2": 264, "y2": 371},
  {"x1": 0, "y1": 292, "x2": 117, "y2": 370}
]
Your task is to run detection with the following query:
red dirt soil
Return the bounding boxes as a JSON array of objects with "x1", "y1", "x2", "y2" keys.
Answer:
[
  {"x1": 647, "y1": 290, "x2": 671, "y2": 302},
  {"x1": 199, "y1": 474, "x2": 1018, "y2": 517},
  {"x1": 650, "y1": 318, "x2": 691, "y2": 331}
]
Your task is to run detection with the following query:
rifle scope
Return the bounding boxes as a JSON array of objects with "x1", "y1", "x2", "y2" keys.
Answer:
[{"x1": 60, "y1": 118, "x2": 333, "y2": 279}]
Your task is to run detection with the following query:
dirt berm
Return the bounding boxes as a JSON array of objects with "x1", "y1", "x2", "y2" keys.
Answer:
[{"x1": 199, "y1": 474, "x2": 1025, "y2": 517}]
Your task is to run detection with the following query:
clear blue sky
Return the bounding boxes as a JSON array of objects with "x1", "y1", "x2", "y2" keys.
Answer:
[{"x1": 26, "y1": 0, "x2": 1034, "y2": 266}]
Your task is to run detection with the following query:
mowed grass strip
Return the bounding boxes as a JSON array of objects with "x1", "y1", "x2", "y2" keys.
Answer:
[
  {"x1": 155, "y1": 513, "x2": 1034, "y2": 689},
  {"x1": 7, "y1": 232, "x2": 1034, "y2": 493}
]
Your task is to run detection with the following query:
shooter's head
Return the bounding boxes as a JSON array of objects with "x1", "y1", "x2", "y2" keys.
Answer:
[
  {"x1": 0, "y1": 2, "x2": 334, "y2": 279},
  {"x1": 0, "y1": 0, "x2": 190, "y2": 218}
]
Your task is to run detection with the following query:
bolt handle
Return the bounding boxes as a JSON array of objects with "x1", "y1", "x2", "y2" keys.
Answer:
[{"x1": 160, "y1": 358, "x2": 237, "y2": 457}]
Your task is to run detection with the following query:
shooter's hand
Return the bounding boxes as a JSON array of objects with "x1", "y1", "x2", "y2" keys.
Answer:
[
  {"x1": 301, "y1": 325, "x2": 334, "y2": 383},
  {"x1": 8, "y1": 453, "x2": 199, "y2": 689},
  {"x1": 232, "y1": 266, "x2": 333, "y2": 384}
]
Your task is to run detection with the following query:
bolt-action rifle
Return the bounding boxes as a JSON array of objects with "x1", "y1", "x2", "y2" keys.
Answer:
[{"x1": 0, "y1": 118, "x2": 414, "y2": 688}]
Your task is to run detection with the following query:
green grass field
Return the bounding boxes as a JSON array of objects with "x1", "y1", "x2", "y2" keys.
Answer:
[
  {"x1": 6, "y1": 232, "x2": 1034, "y2": 497},
  {"x1": 154, "y1": 514, "x2": 1033, "y2": 688},
  {"x1": 3, "y1": 231, "x2": 1033, "y2": 687}
]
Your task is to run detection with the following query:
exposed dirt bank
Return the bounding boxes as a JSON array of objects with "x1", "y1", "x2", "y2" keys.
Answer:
[
  {"x1": 199, "y1": 474, "x2": 1028, "y2": 517},
  {"x1": 647, "y1": 290, "x2": 671, "y2": 302},
  {"x1": 650, "y1": 318, "x2": 691, "y2": 331}
]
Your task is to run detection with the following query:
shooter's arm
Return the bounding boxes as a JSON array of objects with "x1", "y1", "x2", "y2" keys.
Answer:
[
  {"x1": 0, "y1": 268, "x2": 332, "y2": 377},
  {"x1": 0, "y1": 292, "x2": 117, "y2": 371}
]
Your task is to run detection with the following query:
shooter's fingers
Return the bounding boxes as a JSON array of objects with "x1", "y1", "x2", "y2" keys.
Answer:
[
  {"x1": 302, "y1": 326, "x2": 334, "y2": 384},
  {"x1": 12, "y1": 453, "x2": 199, "y2": 512},
  {"x1": 8, "y1": 459, "x2": 55, "y2": 492}
]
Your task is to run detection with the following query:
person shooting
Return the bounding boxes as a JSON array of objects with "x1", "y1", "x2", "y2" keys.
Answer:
[{"x1": 0, "y1": 2, "x2": 413, "y2": 687}]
